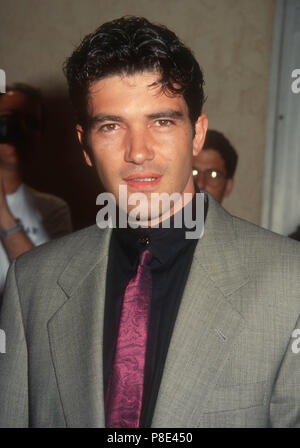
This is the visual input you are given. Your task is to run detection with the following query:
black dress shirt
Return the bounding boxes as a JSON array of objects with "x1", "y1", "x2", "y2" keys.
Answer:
[{"x1": 103, "y1": 190, "x2": 205, "y2": 427}]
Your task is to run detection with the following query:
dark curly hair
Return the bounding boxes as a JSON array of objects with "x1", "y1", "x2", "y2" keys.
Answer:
[
  {"x1": 203, "y1": 130, "x2": 238, "y2": 179},
  {"x1": 64, "y1": 16, "x2": 205, "y2": 129}
]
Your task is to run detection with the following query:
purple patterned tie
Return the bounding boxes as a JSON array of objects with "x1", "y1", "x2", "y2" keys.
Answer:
[{"x1": 105, "y1": 249, "x2": 152, "y2": 428}]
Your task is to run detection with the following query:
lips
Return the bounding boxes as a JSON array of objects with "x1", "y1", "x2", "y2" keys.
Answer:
[{"x1": 124, "y1": 173, "x2": 162, "y2": 190}]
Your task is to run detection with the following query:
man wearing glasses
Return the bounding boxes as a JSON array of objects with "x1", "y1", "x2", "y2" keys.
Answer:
[
  {"x1": 193, "y1": 129, "x2": 237, "y2": 203},
  {"x1": 0, "y1": 17, "x2": 299, "y2": 429}
]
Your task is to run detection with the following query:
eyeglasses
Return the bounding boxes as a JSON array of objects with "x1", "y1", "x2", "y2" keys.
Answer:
[{"x1": 192, "y1": 168, "x2": 226, "y2": 184}]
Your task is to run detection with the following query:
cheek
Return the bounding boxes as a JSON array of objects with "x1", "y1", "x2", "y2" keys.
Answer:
[
  {"x1": 90, "y1": 136, "x2": 122, "y2": 167},
  {"x1": 212, "y1": 184, "x2": 226, "y2": 195},
  {"x1": 157, "y1": 131, "x2": 192, "y2": 163},
  {"x1": 90, "y1": 128, "x2": 123, "y2": 151}
]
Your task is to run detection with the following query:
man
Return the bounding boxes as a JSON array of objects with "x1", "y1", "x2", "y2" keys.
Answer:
[
  {"x1": 0, "y1": 84, "x2": 72, "y2": 296},
  {"x1": 0, "y1": 17, "x2": 299, "y2": 428},
  {"x1": 192, "y1": 129, "x2": 237, "y2": 203}
]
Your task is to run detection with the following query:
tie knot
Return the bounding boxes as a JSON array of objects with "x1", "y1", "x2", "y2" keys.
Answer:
[{"x1": 139, "y1": 249, "x2": 152, "y2": 266}]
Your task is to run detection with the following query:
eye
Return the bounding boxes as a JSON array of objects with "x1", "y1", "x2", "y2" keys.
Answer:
[
  {"x1": 98, "y1": 123, "x2": 120, "y2": 133},
  {"x1": 155, "y1": 119, "x2": 174, "y2": 127},
  {"x1": 207, "y1": 169, "x2": 222, "y2": 179},
  {"x1": 208, "y1": 170, "x2": 219, "y2": 179}
]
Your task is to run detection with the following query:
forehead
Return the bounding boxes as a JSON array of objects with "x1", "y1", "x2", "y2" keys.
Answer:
[
  {"x1": 87, "y1": 71, "x2": 188, "y2": 115},
  {"x1": 0, "y1": 91, "x2": 41, "y2": 116},
  {"x1": 194, "y1": 148, "x2": 226, "y2": 172}
]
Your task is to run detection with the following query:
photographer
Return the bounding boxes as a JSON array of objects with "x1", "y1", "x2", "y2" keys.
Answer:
[{"x1": 0, "y1": 84, "x2": 72, "y2": 296}]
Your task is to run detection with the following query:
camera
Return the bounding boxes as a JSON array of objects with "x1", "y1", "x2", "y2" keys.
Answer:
[{"x1": 0, "y1": 114, "x2": 22, "y2": 144}]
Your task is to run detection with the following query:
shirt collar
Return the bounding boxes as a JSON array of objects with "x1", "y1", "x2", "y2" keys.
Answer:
[{"x1": 113, "y1": 186, "x2": 207, "y2": 270}]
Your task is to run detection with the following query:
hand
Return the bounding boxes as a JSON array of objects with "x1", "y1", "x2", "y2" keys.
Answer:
[
  {"x1": 0, "y1": 176, "x2": 16, "y2": 230},
  {"x1": 0, "y1": 175, "x2": 6, "y2": 207}
]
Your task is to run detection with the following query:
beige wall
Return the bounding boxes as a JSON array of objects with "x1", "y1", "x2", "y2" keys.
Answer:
[{"x1": 0, "y1": 0, "x2": 275, "y2": 224}]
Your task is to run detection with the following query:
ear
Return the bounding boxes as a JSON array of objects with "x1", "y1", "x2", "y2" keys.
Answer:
[
  {"x1": 192, "y1": 114, "x2": 208, "y2": 157},
  {"x1": 224, "y1": 178, "x2": 234, "y2": 197},
  {"x1": 76, "y1": 124, "x2": 93, "y2": 167}
]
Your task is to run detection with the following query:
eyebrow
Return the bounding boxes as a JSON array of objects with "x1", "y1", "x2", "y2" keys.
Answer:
[
  {"x1": 89, "y1": 110, "x2": 184, "y2": 127},
  {"x1": 89, "y1": 114, "x2": 124, "y2": 127},
  {"x1": 146, "y1": 110, "x2": 184, "y2": 120}
]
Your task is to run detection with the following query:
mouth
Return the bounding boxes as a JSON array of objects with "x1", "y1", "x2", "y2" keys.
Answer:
[{"x1": 123, "y1": 173, "x2": 162, "y2": 190}]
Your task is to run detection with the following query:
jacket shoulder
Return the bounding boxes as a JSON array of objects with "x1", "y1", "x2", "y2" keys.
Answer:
[
  {"x1": 231, "y1": 213, "x2": 300, "y2": 255},
  {"x1": 14, "y1": 225, "x2": 109, "y2": 280}
]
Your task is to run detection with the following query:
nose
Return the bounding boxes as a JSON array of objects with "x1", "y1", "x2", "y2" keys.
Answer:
[
  {"x1": 195, "y1": 171, "x2": 206, "y2": 190},
  {"x1": 124, "y1": 127, "x2": 154, "y2": 165}
]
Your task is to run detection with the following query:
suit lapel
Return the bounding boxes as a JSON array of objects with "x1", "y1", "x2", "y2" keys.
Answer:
[
  {"x1": 47, "y1": 226, "x2": 112, "y2": 427},
  {"x1": 152, "y1": 195, "x2": 249, "y2": 427},
  {"x1": 46, "y1": 195, "x2": 250, "y2": 427}
]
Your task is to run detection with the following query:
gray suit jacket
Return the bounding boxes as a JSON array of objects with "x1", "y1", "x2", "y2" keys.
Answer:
[{"x1": 0, "y1": 195, "x2": 300, "y2": 427}]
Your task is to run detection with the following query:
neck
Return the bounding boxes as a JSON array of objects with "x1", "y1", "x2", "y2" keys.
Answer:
[
  {"x1": 140, "y1": 192, "x2": 195, "y2": 228},
  {"x1": 139, "y1": 176, "x2": 196, "y2": 228}
]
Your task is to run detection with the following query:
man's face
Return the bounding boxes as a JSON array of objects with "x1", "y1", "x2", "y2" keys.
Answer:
[
  {"x1": 192, "y1": 149, "x2": 233, "y2": 203},
  {"x1": 78, "y1": 71, "x2": 207, "y2": 222},
  {"x1": 0, "y1": 91, "x2": 42, "y2": 168}
]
